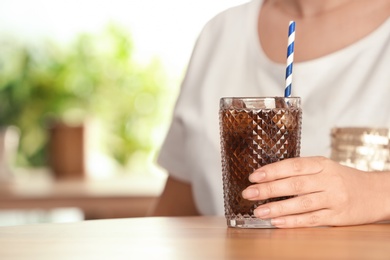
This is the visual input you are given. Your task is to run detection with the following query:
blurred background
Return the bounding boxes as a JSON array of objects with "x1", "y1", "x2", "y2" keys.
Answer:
[{"x1": 0, "y1": 0, "x2": 248, "y2": 226}]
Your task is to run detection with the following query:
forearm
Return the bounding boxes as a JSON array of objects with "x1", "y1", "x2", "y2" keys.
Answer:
[{"x1": 148, "y1": 175, "x2": 200, "y2": 216}]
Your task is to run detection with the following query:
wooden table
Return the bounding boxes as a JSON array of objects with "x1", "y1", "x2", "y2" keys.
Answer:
[
  {"x1": 0, "y1": 216, "x2": 389, "y2": 259},
  {"x1": 0, "y1": 174, "x2": 165, "y2": 220}
]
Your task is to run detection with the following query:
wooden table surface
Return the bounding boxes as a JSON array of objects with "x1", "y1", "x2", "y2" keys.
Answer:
[
  {"x1": 0, "y1": 174, "x2": 164, "y2": 219},
  {"x1": 0, "y1": 216, "x2": 389, "y2": 260}
]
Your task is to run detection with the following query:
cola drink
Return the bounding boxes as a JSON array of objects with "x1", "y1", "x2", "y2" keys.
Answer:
[{"x1": 219, "y1": 97, "x2": 302, "y2": 228}]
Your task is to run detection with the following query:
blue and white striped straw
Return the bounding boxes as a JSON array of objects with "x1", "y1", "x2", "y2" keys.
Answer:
[{"x1": 284, "y1": 21, "x2": 295, "y2": 97}]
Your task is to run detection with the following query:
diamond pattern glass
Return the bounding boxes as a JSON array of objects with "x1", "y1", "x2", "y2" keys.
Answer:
[
  {"x1": 331, "y1": 127, "x2": 390, "y2": 171},
  {"x1": 219, "y1": 97, "x2": 302, "y2": 228}
]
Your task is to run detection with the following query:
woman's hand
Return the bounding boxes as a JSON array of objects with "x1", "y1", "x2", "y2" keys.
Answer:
[{"x1": 242, "y1": 156, "x2": 390, "y2": 228}]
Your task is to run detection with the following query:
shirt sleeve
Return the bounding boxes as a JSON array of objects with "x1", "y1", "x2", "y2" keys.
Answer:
[{"x1": 156, "y1": 17, "x2": 221, "y2": 184}]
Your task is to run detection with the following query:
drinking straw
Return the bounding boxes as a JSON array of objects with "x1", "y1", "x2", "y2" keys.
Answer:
[{"x1": 284, "y1": 21, "x2": 296, "y2": 97}]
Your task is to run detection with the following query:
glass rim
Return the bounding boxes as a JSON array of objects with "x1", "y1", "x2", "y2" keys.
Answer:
[
  {"x1": 220, "y1": 96, "x2": 300, "y2": 101},
  {"x1": 331, "y1": 127, "x2": 390, "y2": 132},
  {"x1": 220, "y1": 96, "x2": 301, "y2": 109},
  {"x1": 331, "y1": 127, "x2": 390, "y2": 137}
]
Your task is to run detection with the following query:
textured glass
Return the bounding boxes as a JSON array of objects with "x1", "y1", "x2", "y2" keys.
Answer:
[
  {"x1": 219, "y1": 97, "x2": 302, "y2": 228},
  {"x1": 331, "y1": 127, "x2": 390, "y2": 171}
]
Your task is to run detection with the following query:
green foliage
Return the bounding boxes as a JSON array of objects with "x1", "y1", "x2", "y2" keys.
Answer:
[{"x1": 0, "y1": 24, "x2": 173, "y2": 168}]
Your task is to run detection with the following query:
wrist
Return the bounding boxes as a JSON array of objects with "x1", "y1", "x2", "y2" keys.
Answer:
[{"x1": 371, "y1": 171, "x2": 390, "y2": 223}]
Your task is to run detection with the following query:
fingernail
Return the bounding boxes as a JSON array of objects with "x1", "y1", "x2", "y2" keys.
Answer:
[
  {"x1": 249, "y1": 171, "x2": 266, "y2": 182},
  {"x1": 242, "y1": 188, "x2": 259, "y2": 199},
  {"x1": 271, "y1": 218, "x2": 285, "y2": 226},
  {"x1": 254, "y1": 207, "x2": 270, "y2": 218}
]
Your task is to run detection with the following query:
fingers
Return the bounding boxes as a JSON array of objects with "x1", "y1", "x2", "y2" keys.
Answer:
[
  {"x1": 255, "y1": 193, "x2": 332, "y2": 228},
  {"x1": 270, "y1": 210, "x2": 330, "y2": 228},
  {"x1": 242, "y1": 174, "x2": 324, "y2": 200},
  {"x1": 240, "y1": 157, "x2": 351, "y2": 228},
  {"x1": 249, "y1": 156, "x2": 327, "y2": 183},
  {"x1": 252, "y1": 192, "x2": 328, "y2": 219}
]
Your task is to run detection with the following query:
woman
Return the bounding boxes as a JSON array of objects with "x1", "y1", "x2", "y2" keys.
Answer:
[{"x1": 151, "y1": 0, "x2": 390, "y2": 228}]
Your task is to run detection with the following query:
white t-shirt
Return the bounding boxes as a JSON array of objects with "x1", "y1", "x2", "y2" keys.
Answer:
[{"x1": 157, "y1": 0, "x2": 390, "y2": 215}]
